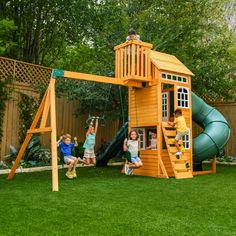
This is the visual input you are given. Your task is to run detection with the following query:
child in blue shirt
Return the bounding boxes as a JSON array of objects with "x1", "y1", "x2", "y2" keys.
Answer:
[
  {"x1": 58, "y1": 134, "x2": 78, "y2": 179},
  {"x1": 82, "y1": 117, "x2": 98, "y2": 165}
]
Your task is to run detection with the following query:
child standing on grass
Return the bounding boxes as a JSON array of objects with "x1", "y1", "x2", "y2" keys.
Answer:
[
  {"x1": 123, "y1": 129, "x2": 143, "y2": 175},
  {"x1": 81, "y1": 117, "x2": 98, "y2": 166},
  {"x1": 57, "y1": 134, "x2": 78, "y2": 179},
  {"x1": 168, "y1": 108, "x2": 189, "y2": 156}
]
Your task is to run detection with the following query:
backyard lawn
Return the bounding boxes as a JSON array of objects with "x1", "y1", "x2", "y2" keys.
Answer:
[{"x1": 0, "y1": 165, "x2": 236, "y2": 236}]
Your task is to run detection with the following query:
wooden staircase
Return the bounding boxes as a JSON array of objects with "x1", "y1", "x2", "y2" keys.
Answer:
[{"x1": 162, "y1": 122, "x2": 193, "y2": 179}]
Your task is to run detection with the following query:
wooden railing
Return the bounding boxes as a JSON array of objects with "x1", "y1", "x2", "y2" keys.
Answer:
[
  {"x1": 0, "y1": 57, "x2": 51, "y2": 85},
  {"x1": 114, "y1": 40, "x2": 153, "y2": 82}
]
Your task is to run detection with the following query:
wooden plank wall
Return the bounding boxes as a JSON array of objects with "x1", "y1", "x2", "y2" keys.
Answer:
[
  {"x1": 192, "y1": 102, "x2": 236, "y2": 157},
  {"x1": 129, "y1": 85, "x2": 158, "y2": 127},
  {"x1": 134, "y1": 150, "x2": 159, "y2": 177},
  {"x1": 1, "y1": 83, "x2": 119, "y2": 159}
]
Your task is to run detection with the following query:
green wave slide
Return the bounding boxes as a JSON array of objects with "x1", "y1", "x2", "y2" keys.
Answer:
[
  {"x1": 97, "y1": 92, "x2": 230, "y2": 166},
  {"x1": 192, "y1": 92, "x2": 230, "y2": 162}
]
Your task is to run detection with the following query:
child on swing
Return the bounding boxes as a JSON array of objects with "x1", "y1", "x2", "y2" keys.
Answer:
[
  {"x1": 81, "y1": 117, "x2": 98, "y2": 166},
  {"x1": 57, "y1": 134, "x2": 78, "y2": 179},
  {"x1": 123, "y1": 129, "x2": 143, "y2": 175}
]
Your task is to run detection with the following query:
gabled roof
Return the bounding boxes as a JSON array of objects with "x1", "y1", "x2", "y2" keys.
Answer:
[{"x1": 150, "y1": 50, "x2": 194, "y2": 76}]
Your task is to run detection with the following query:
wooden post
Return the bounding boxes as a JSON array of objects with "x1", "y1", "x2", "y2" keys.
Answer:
[
  {"x1": 49, "y1": 79, "x2": 59, "y2": 191},
  {"x1": 212, "y1": 156, "x2": 216, "y2": 174}
]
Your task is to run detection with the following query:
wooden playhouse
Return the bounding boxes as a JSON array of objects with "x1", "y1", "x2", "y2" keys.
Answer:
[{"x1": 114, "y1": 40, "x2": 194, "y2": 179}]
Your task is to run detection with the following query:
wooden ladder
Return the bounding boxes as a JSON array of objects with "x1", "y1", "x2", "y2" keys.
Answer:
[{"x1": 162, "y1": 122, "x2": 193, "y2": 179}]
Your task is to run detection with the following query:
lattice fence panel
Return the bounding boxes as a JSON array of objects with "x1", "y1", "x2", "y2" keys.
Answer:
[
  {"x1": 0, "y1": 57, "x2": 15, "y2": 80},
  {"x1": 0, "y1": 57, "x2": 52, "y2": 85}
]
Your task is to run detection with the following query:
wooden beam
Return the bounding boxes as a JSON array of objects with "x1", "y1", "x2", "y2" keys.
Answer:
[
  {"x1": 193, "y1": 170, "x2": 213, "y2": 176},
  {"x1": 114, "y1": 40, "x2": 153, "y2": 50},
  {"x1": 40, "y1": 90, "x2": 50, "y2": 128},
  {"x1": 158, "y1": 157, "x2": 169, "y2": 179},
  {"x1": 64, "y1": 71, "x2": 143, "y2": 88},
  {"x1": 27, "y1": 127, "x2": 52, "y2": 134},
  {"x1": 49, "y1": 79, "x2": 59, "y2": 192},
  {"x1": 8, "y1": 133, "x2": 32, "y2": 179},
  {"x1": 64, "y1": 71, "x2": 124, "y2": 85}
]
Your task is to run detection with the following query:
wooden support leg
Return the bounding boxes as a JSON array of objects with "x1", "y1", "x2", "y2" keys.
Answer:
[
  {"x1": 158, "y1": 157, "x2": 169, "y2": 179},
  {"x1": 212, "y1": 156, "x2": 216, "y2": 174},
  {"x1": 40, "y1": 89, "x2": 50, "y2": 128},
  {"x1": 8, "y1": 133, "x2": 32, "y2": 179},
  {"x1": 7, "y1": 88, "x2": 49, "y2": 180},
  {"x1": 50, "y1": 79, "x2": 58, "y2": 192}
]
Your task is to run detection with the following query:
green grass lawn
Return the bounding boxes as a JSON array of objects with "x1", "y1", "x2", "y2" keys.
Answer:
[{"x1": 0, "y1": 165, "x2": 236, "y2": 236}]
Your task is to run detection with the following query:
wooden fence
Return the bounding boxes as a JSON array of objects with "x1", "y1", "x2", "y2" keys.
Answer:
[{"x1": 1, "y1": 82, "x2": 120, "y2": 158}]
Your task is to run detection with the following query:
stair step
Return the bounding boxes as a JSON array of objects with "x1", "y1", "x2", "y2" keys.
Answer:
[
  {"x1": 166, "y1": 139, "x2": 183, "y2": 145},
  {"x1": 175, "y1": 172, "x2": 193, "y2": 179},
  {"x1": 171, "y1": 156, "x2": 189, "y2": 162},
  {"x1": 162, "y1": 123, "x2": 193, "y2": 179},
  {"x1": 169, "y1": 147, "x2": 178, "y2": 153},
  {"x1": 174, "y1": 163, "x2": 187, "y2": 171},
  {"x1": 163, "y1": 130, "x2": 176, "y2": 136},
  {"x1": 162, "y1": 122, "x2": 171, "y2": 128}
]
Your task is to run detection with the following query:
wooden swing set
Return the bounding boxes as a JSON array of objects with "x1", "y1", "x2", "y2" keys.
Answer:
[{"x1": 8, "y1": 39, "x2": 198, "y2": 191}]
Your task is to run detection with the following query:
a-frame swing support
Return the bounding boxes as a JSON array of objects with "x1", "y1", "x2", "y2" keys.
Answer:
[{"x1": 7, "y1": 75, "x2": 59, "y2": 191}]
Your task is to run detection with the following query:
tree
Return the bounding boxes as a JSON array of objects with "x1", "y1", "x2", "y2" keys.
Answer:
[
  {"x1": 128, "y1": 0, "x2": 236, "y2": 100},
  {"x1": 0, "y1": 0, "x2": 91, "y2": 65},
  {"x1": 0, "y1": 19, "x2": 16, "y2": 56}
]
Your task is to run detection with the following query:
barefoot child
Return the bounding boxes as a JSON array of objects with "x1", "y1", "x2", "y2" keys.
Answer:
[
  {"x1": 57, "y1": 134, "x2": 78, "y2": 179},
  {"x1": 123, "y1": 129, "x2": 143, "y2": 175}
]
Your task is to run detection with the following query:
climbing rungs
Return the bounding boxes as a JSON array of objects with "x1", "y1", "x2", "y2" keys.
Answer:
[
  {"x1": 169, "y1": 147, "x2": 178, "y2": 153},
  {"x1": 171, "y1": 156, "x2": 190, "y2": 162},
  {"x1": 162, "y1": 122, "x2": 172, "y2": 128},
  {"x1": 162, "y1": 122, "x2": 193, "y2": 179},
  {"x1": 166, "y1": 139, "x2": 183, "y2": 145},
  {"x1": 163, "y1": 130, "x2": 176, "y2": 136},
  {"x1": 174, "y1": 163, "x2": 187, "y2": 171}
]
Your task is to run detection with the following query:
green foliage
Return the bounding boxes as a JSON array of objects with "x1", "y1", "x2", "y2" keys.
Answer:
[
  {"x1": 18, "y1": 93, "x2": 39, "y2": 144},
  {"x1": 4, "y1": 136, "x2": 51, "y2": 167},
  {"x1": 0, "y1": 19, "x2": 16, "y2": 56},
  {"x1": 0, "y1": 77, "x2": 13, "y2": 144},
  {"x1": 22, "y1": 136, "x2": 51, "y2": 164}
]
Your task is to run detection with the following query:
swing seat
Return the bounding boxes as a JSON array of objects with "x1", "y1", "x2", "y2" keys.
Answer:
[
  {"x1": 58, "y1": 148, "x2": 76, "y2": 165},
  {"x1": 124, "y1": 151, "x2": 132, "y2": 162}
]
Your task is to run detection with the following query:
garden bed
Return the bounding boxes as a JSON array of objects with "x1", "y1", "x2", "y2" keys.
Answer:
[{"x1": 0, "y1": 162, "x2": 124, "y2": 175}]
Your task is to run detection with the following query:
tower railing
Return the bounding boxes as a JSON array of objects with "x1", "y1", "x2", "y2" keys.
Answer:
[{"x1": 114, "y1": 40, "x2": 153, "y2": 82}]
